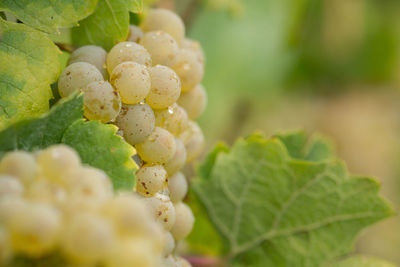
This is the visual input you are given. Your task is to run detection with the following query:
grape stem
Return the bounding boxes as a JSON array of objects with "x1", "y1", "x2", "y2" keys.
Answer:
[
  {"x1": 55, "y1": 43, "x2": 76, "y2": 53},
  {"x1": 186, "y1": 255, "x2": 225, "y2": 267}
]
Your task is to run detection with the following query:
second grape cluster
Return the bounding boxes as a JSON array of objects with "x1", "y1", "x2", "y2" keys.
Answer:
[{"x1": 57, "y1": 8, "x2": 206, "y2": 266}]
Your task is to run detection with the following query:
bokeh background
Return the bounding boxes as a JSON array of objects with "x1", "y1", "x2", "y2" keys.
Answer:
[{"x1": 162, "y1": 0, "x2": 400, "y2": 264}]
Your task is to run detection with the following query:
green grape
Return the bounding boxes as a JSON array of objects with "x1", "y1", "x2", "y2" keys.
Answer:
[
  {"x1": 162, "y1": 231, "x2": 175, "y2": 256},
  {"x1": 110, "y1": 61, "x2": 151, "y2": 105},
  {"x1": 154, "y1": 103, "x2": 188, "y2": 136},
  {"x1": 62, "y1": 213, "x2": 115, "y2": 264},
  {"x1": 168, "y1": 172, "x2": 188, "y2": 203},
  {"x1": 83, "y1": 81, "x2": 121, "y2": 123},
  {"x1": 0, "y1": 151, "x2": 37, "y2": 184},
  {"x1": 135, "y1": 127, "x2": 176, "y2": 164},
  {"x1": 8, "y1": 202, "x2": 61, "y2": 256},
  {"x1": 139, "y1": 31, "x2": 179, "y2": 66},
  {"x1": 181, "y1": 38, "x2": 205, "y2": 64},
  {"x1": 163, "y1": 138, "x2": 187, "y2": 176},
  {"x1": 127, "y1": 25, "x2": 144, "y2": 43},
  {"x1": 68, "y1": 45, "x2": 108, "y2": 78},
  {"x1": 172, "y1": 49, "x2": 204, "y2": 92},
  {"x1": 0, "y1": 175, "x2": 24, "y2": 199},
  {"x1": 37, "y1": 145, "x2": 81, "y2": 184},
  {"x1": 141, "y1": 9, "x2": 185, "y2": 44},
  {"x1": 142, "y1": 193, "x2": 176, "y2": 231},
  {"x1": 177, "y1": 84, "x2": 207, "y2": 120},
  {"x1": 179, "y1": 121, "x2": 205, "y2": 163},
  {"x1": 146, "y1": 65, "x2": 181, "y2": 109},
  {"x1": 170, "y1": 202, "x2": 194, "y2": 240},
  {"x1": 136, "y1": 164, "x2": 167, "y2": 197},
  {"x1": 58, "y1": 62, "x2": 103, "y2": 97},
  {"x1": 116, "y1": 103, "x2": 155, "y2": 145},
  {"x1": 106, "y1": 42, "x2": 152, "y2": 73}
]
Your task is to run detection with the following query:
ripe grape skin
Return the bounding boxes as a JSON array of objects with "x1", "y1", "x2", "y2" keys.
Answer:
[
  {"x1": 141, "y1": 193, "x2": 176, "y2": 231},
  {"x1": 147, "y1": 65, "x2": 181, "y2": 109},
  {"x1": 168, "y1": 172, "x2": 188, "y2": 203},
  {"x1": 179, "y1": 121, "x2": 205, "y2": 163},
  {"x1": 83, "y1": 81, "x2": 121, "y2": 123},
  {"x1": 181, "y1": 38, "x2": 205, "y2": 64},
  {"x1": 0, "y1": 151, "x2": 37, "y2": 184},
  {"x1": 172, "y1": 49, "x2": 204, "y2": 92},
  {"x1": 135, "y1": 127, "x2": 176, "y2": 164},
  {"x1": 68, "y1": 45, "x2": 108, "y2": 78},
  {"x1": 154, "y1": 103, "x2": 188, "y2": 136},
  {"x1": 110, "y1": 61, "x2": 151, "y2": 105},
  {"x1": 106, "y1": 41, "x2": 152, "y2": 73},
  {"x1": 116, "y1": 103, "x2": 155, "y2": 145},
  {"x1": 162, "y1": 231, "x2": 175, "y2": 256},
  {"x1": 179, "y1": 257, "x2": 193, "y2": 267},
  {"x1": 141, "y1": 8, "x2": 185, "y2": 44},
  {"x1": 127, "y1": 25, "x2": 144, "y2": 42},
  {"x1": 0, "y1": 175, "x2": 24, "y2": 199},
  {"x1": 62, "y1": 213, "x2": 115, "y2": 264},
  {"x1": 58, "y1": 62, "x2": 103, "y2": 97},
  {"x1": 178, "y1": 84, "x2": 207, "y2": 120},
  {"x1": 163, "y1": 138, "x2": 187, "y2": 175},
  {"x1": 170, "y1": 202, "x2": 194, "y2": 240},
  {"x1": 37, "y1": 145, "x2": 81, "y2": 184},
  {"x1": 162, "y1": 255, "x2": 183, "y2": 267},
  {"x1": 8, "y1": 202, "x2": 61, "y2": 256},
  {"x1": 136, "y1": 164, "x2": 167, "y2": 197},
  {"x1": 139, "y1": 31, "x2": 179, "y2": 66}
]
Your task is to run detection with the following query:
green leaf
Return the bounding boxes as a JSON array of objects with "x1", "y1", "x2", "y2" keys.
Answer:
[
  {"x1": 328, "y1": 255, "x2": 398, "y2": 267},
  {"x1": 62, "y1": 120, "x2": 136, "y2": 191},
  {"x1": 0, "y1": 0, "x2": 98, "y2": 33},
  {"x1": 0, "y1": 19, "x2": 60, "y2": 130},
  {"x1": 192, "y1": 132, "x2": 393, "y2": 267},
  {"x1": 125, "y1": 0, "x2": 143, "y2": 13},
  {"x1": 0, "y1": 94, "x2": 137, "y2": 191},
  {"x1": 71, "y1": 0, "x2": 132, "y2": 50}
]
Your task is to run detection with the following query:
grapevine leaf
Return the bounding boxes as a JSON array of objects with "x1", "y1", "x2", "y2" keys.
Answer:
[
  {"x1": 0, "y1": 0, "x2": 98, "y2": 33},
  {"x1": 0, "y1": 94, "x2": 137, "y2": 191},
  {"x1": 192, "y1": 132, "x2": 393, "y2": 267},
  {"x1": 62, "y1": 120, "x2": 136, "y2": 191},
  {"x1": 327, "y1": 255, "x2": 397, "y2": 267},
  {"x1": 0, "y1": 19, "x2": 60, "y2": 130},
  {"x1": 125, "y1": 0, "x2": 143, "y2": 13},
  {"x1": 71, "y1": 0, "x2": 134, "y2": 50}
]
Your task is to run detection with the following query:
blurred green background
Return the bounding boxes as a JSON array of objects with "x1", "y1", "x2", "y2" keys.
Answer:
[{"x1": 168, "y1": 0, "x2": 400, "y2": 264}]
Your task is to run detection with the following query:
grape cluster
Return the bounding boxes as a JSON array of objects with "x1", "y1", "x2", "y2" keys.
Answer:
[
  {"x1": 57, "y1": 8, "x2": 207, "y2": 267},
  {"x1": 0, "y1": 146, "x2": 173, "y2": 266}
]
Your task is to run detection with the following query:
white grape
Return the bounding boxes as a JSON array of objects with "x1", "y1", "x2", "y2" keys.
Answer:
[
  {"x1": 136, "y1": 164, "x2": 167, "y2": 197},
  {"x1": 168, "y1": 172, "x2": 188, "y2": 203},
  {"x1": 141, "y1": 8, "x2": 185, "y2": 44},
  {"x1": 27, "y1": 179, "x2": 67, "y2": 207},
  {"x1": 172, "y1": 49, "x2": 204, "y2": 92},
  {"x1": 37, "y1": 145, "x2": 81, "y2": 184},
  {"x1": 162, "y1": 231, "x2": 175, "y2": 256},
  {"x1": 163, "y1": 138, "x2": 187, "y2": 175},
  {"x1": 106, "y1": 42, "x2": 152, "y2": 73},
  {"x1": 139, "y1": 31, "x2": 179, "y2": 66},
  {"x1": 0, "y1": 197, "x2": 25, "y2": 224},
  {"x1": 170, "y1": 202, "x2": 194, "y2": 240},
  {"x1": 179, "y1": 257, "x2": 193, "y2": 267},
  {"x1": 8, "y1": 202, "x2": 61, "y2": 256},
  {"x1": 0, "y1": 175, "x2": 24, "y2": 198},
  {"x1": 68, "y1": 45, "x2": 108, "y2": 78},
  {"x1": 181, "y1": 38, "x2": 205, "y2": 63},
  {"x1": 177, "y1": 84, "x2": 207, "y2": 120},
  {"x1": 0, "y1": 227, "x2": 11, "y2": 264},
  {"x1": 127, "y1": 25, "x2": 144, "y2": 42},
  {"x1": 83, "y1": 81, "x2": 121, "y2": 123},
  {"x1": 62, "y1": 213, "x2": 115, "y2": 264},
  {"x1": 147, "y1": 65, "x2": 181, "y2": 109},
  {"x1": 141, "y1": 193, "x2": 176, "y2": 231},
  {"x1": 162, "y1": 255, "x2": 183, "y2": 267},
  {"x1": 135, "y1": 127, "x2": 176, "y2": 164},
  {"x1": 58, "y1": 62, "x2": 103, "y2": 97},
  {"x1": 0, "y1": 151, "x2": 37, "y2": 184},
  {"x1": 110, "y1": 61, "x2": 151, "y2": 105},
  {"x1": 116, "y1": 103, "x2": 155, "y2": 145},
  {"x1": 154, "y1": 103, "x2": 188, "y2": 136},
  {"x1": 179, "y1": 121, "x2": 205, "y2": 162}
]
